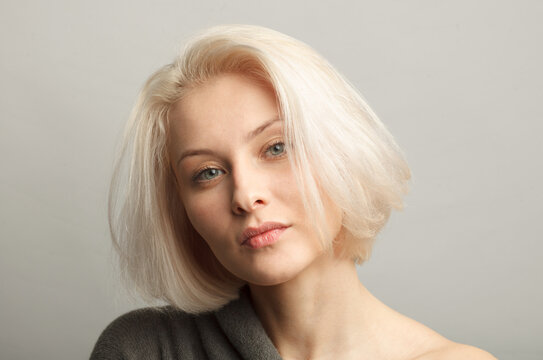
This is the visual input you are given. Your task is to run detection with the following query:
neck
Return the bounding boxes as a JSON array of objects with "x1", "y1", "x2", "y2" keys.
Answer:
[{"x1": 248, "y1": 251, "x2": 382, "y2": 360}]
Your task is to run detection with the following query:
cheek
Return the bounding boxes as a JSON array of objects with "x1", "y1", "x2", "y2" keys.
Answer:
[
  {"x1": 181, "y1": 191, "x2": 230, "y2": 245},
  {"x1": 286, "y1": 170, "x2": 344, "y2": 243},
  {"x1": 273, "y1": 165, "x2": 300, "y2": 202}
]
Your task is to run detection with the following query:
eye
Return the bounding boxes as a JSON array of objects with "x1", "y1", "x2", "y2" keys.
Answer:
[
  {"x1": 192, "y1": 167, "x2": 224, "y2": 183},
  {"x1": 265, "y1": 141, "x2": 286, "y2": 158}
]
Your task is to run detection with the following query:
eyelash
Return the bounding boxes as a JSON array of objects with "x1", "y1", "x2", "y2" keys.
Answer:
[{"x1": 191, "y1": 140, "x2": 287, "y2": 184}]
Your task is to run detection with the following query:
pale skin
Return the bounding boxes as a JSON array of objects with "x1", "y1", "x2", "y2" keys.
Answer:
[{"x1": 168, "y1": 73, "x2": 497, "y2": 360}]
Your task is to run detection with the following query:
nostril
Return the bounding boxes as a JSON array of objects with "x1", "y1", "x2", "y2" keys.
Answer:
[
  {"x1": 232, "y1": 204, "x2": 245, "y2": 215},
  {"x1": 250, "y1": 199, "x2": 265, "y2": 210}
]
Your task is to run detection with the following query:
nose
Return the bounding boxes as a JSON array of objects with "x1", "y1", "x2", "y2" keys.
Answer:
[{"x1": 230, "y1": 160, "x2": 269, "y2": 216}]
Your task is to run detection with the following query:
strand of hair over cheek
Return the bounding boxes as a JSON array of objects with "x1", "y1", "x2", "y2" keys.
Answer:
[
  {"x1": 265, "y1": 58, "x2": 332, "y2": 251},
  {"x1": 283, "y1": 46, "x2": 409, "y2": 261}
]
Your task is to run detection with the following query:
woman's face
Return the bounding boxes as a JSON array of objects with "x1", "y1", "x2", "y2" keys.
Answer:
[{"x1": 168, "y1": 73, "x2": 343, "y2": 286}]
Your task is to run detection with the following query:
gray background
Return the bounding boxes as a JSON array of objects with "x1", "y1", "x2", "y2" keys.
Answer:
[{"x1": 1, "y1": 1, "x2": 541, "y2": 359}]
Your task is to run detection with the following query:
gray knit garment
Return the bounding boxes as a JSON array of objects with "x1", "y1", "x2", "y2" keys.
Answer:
[{"x1": 90, "y1": 287, "x2": 283, "y2": 359}]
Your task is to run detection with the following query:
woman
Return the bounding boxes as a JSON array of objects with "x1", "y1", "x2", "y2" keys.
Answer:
[{"x1": 91, "y1": 25, "x2": 496, "y2": 359}]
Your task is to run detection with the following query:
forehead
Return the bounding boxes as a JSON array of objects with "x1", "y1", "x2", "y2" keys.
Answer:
[{"x1": 169, "y1": 74, "x2": 279, "y2": 146}]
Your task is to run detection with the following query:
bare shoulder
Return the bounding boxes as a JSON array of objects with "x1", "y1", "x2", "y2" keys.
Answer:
[
  {"x1": 382, "y1": 312, "x2": 496, "y2": 360},
  {"x1": 371, "y1": 298, "x2": 497, "y2": 360},
  {"x1": 413, "y1": 342, "x2": 498, "y2": 360}
]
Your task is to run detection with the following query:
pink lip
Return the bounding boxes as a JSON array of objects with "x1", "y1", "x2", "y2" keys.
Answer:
[{"x1": 240, "y1": 222, "x2": 289, "y2": 249}]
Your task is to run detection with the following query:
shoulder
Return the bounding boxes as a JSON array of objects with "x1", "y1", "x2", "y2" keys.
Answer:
[
  {"x1": 376, "y1": 304, "x2": 497, "y2": 360},
  {"x1": 96, "y1": 306, "x2": 196, "y2": 339},
  {"x1": 90, "y1": 306, "x2": 201, "y2": 360},
  {"x1": 413, "y1": 342, "x2": 497, "y2": 360}
]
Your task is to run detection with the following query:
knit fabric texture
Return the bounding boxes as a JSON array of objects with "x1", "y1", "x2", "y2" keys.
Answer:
[{"x1": 90, "y1": 287, "x2": 283, "y2": 360}]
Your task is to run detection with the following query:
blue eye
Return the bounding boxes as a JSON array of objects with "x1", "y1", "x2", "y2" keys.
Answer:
[
  {"x1": 266, "y1": 141, "x2": 286, "y2": 157},
  {"x1": 193, "y1": 167, "x2": 224, "y2": 182}
]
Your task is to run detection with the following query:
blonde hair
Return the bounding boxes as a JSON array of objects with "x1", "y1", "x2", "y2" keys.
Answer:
[{"x1": 109, "y1": 24, "x2": 411, "y2": 313}]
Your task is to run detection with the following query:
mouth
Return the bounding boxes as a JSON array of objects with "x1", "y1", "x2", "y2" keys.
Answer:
[{"x1": 240, "y1": 222, "x2": 290, "y2": 249}]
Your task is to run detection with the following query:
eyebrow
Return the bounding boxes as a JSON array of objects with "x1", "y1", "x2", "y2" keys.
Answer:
[{"x1": 176, "y1": 117, "x2": 281, "y2": 165}]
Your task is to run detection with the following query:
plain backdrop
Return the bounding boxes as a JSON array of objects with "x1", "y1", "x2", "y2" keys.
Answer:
[{"x1": 1, "y1": 1, "x2": 541, "y2": 359}]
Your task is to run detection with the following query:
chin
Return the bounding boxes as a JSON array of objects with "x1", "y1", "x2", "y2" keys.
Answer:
[
  {"x1": 243, "y1": 269, "x2": 297, "y2": 287},
  {"x1": 232, "y1": 248, "x2": 321, "y2": 287}
]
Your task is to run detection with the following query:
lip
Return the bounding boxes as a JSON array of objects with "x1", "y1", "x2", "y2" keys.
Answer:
[{"x1": 240, "y1": 222, "x2": 289, "y2": 249}]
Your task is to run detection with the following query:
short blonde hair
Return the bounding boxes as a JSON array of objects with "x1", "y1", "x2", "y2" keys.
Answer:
[{"x1": 109, "y1": 24, "x2": 411, "y2": 313}]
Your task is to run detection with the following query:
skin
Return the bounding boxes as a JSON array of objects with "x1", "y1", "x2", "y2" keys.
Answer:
[{"x1": 168, "y1": 73, "x2": 497, "y2": 360}]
